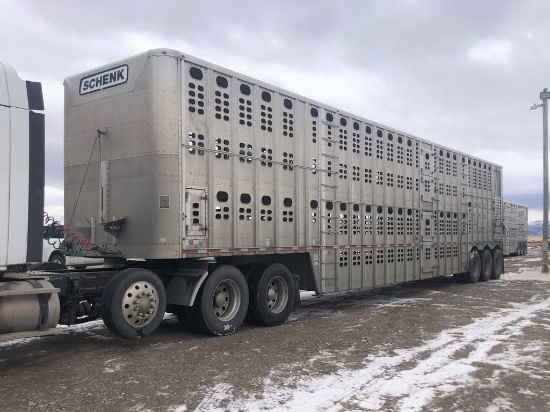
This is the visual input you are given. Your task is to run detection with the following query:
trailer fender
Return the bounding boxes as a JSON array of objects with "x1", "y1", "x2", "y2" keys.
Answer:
[{"x1": 165, "y1": 269, "x2": 209, "y2": 306}]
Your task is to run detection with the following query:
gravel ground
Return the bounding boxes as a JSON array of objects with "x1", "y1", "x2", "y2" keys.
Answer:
[{"x1": 1, "y1": 247, "x2": 549, "y2": 411}]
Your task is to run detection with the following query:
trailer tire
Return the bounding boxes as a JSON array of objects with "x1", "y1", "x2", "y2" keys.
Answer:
[
  {"x1": 246, "y1": 263, "x2": 295, "y2": 327},
  {"x1": 491, "y1": 248, "x2": 504, "y2": 280},
  {"x1": 188, "y1": 265, "x2": 248, "y2": 336},
  {"x1": 101, "y1": 268, "x2": 167, "y2": 339},
  {"x1": 463, "y1": 250, "x2": 481, "y2": 283},
  {"x1": 479, "y1": 249, "x2": 492, "y2": 282}
]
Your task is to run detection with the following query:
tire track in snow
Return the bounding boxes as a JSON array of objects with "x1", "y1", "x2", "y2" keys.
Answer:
[{"x1": 200, "y1": 295, "x2": 550, "y2": 411}]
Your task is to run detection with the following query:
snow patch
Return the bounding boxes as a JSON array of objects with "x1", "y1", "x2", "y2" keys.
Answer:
[{"x1": 188, "y1": 295, "x2": 550, "y2": 411}]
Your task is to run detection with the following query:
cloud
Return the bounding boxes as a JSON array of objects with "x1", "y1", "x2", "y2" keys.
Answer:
[
  {"x1": 1, "y1": 0, "x2": 548, "y2": 212},
  {"x1": 467, "y1": 39, "x2": 513, "y2": 64}
]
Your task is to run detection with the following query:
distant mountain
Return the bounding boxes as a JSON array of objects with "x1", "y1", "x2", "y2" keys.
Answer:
[{"x1": 528, "y1": 221, "x2": 550, "y2": 236}]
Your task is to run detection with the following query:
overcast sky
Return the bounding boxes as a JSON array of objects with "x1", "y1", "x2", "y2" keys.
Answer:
[{"x1": 1, "y1": 0, "x2": 548, "y2": 221}]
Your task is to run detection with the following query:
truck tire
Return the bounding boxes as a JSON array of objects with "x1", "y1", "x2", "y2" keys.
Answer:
[
  {"x1": 188, "y1": 265, "x2": 248, "y2": 336},
  {"x1": 479, "y1": 249, "x2": 492, "y2": 282},
  {"x1": 491, "y1": 248, "x2": 504, "y2": 279},
  {"x1": 463, "y1": 250, "x2": 481, "y2": 283},
  {"x1": 246, "y1": 263, "x2": 295, "y2": 327},
  {"x1": 48, "y1": 252, "x2": 66, "y2": 266},
  {"x1": 101, "y1": 268, "x2": 167, "y2": 339}
]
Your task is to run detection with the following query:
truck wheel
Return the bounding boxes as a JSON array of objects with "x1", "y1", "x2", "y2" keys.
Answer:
[
  {"x1": 246, "y1": 263, "x2": 295, "y2": 326},
  {"x1": 479, "y1": 249, "x2": 492, "y2": 282},
  {"x1": 101, "y1": 268, "x2": 167, "y2": 339},
  {"x1": 491, "y1": 249, "x2": 504, "y2": 279},
  {"x1": 48, "y1": 253, "x2": 66, "y2": 266},
  {"x1": 463, "y1": 250, "x2": 481, "y2": 283},
  {"x1": 188, "y1": 265, "x2": 248, "y2": 336}
]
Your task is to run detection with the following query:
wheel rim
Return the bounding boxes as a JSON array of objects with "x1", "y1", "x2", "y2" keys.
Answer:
[
  {"x1": 121, "y1": 281, "x2": 159, "y2": 327},
  {"x1": 265, "y1": 276, "x2": 289, "y2": 314},
  {"x1": 212, "y1": 279, "x2": 241, "y2": 321}
]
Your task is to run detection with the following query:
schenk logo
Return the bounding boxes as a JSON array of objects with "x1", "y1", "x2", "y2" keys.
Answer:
[{"x1": 79, "y1": 65, "x2": 128, "y2": 95}]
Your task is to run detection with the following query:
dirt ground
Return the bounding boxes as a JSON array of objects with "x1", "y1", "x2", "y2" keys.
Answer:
[{"x1": 1, "y1": 244, "x2": 550, "y2": 411}]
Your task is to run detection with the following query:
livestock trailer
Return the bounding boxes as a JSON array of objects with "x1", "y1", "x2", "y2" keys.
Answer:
[{"x1": 1, "y1": 49, "x2": 505, "y2": 340}]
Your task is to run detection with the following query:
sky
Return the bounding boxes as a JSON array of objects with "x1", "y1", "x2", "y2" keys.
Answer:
[{"x1": 0, "y1": 0, "x2": 548, "y2": 221}]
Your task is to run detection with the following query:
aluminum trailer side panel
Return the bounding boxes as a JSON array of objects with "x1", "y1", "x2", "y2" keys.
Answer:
[
  {"x1": 503, "y1": 200, "x2": 528, "y2": 255},
  {"x1": 64, "y1": 49, "x2": 503, "y2": 293}
]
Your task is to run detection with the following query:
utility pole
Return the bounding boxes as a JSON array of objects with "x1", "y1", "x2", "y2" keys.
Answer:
[
  {"x1": 544, "y1": 89, "x2": 550, "y2": 273},
  {"x1": 533, "y1": 89, "x2": 550, "y2": 272}
]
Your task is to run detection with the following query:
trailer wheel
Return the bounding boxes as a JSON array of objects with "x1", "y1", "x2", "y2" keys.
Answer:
[
  {"x1": 491, "y1": 249, "x2": 504, "y2": 279},
  {"x1": 463, "y1": 250, "x2": 481, "y2": 283},
  {"x1": 246, "y1": 263, "x2": 295, "y2": 326},
  {"x1": 101, "y1": 268, "x2": 167, "y2": 339},
  {"x1": 479, "y1": 249, "x2": 492, "y2": 282},
  {"x1": 189, "y1": 265, "x2": 248, "y2": 336}
]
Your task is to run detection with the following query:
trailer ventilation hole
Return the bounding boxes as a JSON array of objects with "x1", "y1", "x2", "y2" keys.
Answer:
[
  {"x1": 262, "y1": 195, "x2": 272, "y2": 206},
  {"x1": 366, "y1": 205, "x2": 372, "y2": 213},
  {"x1": 284, "y1": 198, "x2": 293, "y2": 207},
  {"x1": 260, "y1": 147, "x2": 273, "y2": 167},
  {"x1": 377, "y1": 130, "x2": 383, "y2": 138},
  {"x1": 217, "y1": 191, "x2": 229, "y2": 202},
  {"x1": 310, "y1": 107, "x2": 318, "y2": 117},
  {"x1": 240, "y1": 193, "x2": 251, "y2": 204},
  {"x1": 240, "y1": 83, "x2": 251, "y2": 95},
  {"x1": 260, "y1": 106, "x2": 273, "y2": 132},
  {"x1": 283, "y1": 111, "x2": 294, "y2": 137},
  {"x1": 326, "y1": 112, "x2": 334, "y2": 123},
  {"x1": 338, "y1": 163, "x2": 348, "y2": 179},
  {"x1": 216, "y1": 76, "x2": 228, "y2": 88},
  {"x1": 353, "y1": 121, "x2": 359, "y2": 130},
  {"x1": 262, "y1": 91, "x2": 272, "y2": 102},
  {"x1": 260, "y1": 209, "x2": 273, "y2": 222},
  {"x1": 364, "y1": 137, "x2": 372, "y2": 157},
  {"x1": 239, "y1": 143, "x2": 253, "y2": 163},
  {"x1": 214, "y1": 138, "x2": 230, "y2": 159},
  {"x1": 366, "y1": 125, "x2": 372, "y2": 134},
  {"x1": 340, "y1": 203, "x2": 347, "y2": 211},
  {"x1": 377, "y1": 206, "x2": 383, "y2": 214},
  {"x1": 190, "y1": 67, "x2": 203, "y2": 80},
  {"x1": 238, "y1": 97, "x2": 253, "y2": 127},
  {"x1": 326, "y1": 202, "x2": 334, "y2": 211}
]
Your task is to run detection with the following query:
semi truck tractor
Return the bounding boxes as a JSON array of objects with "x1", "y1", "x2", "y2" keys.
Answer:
[{"x1": 0, "y1": 49, "x2": 507, "y2": 341}]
